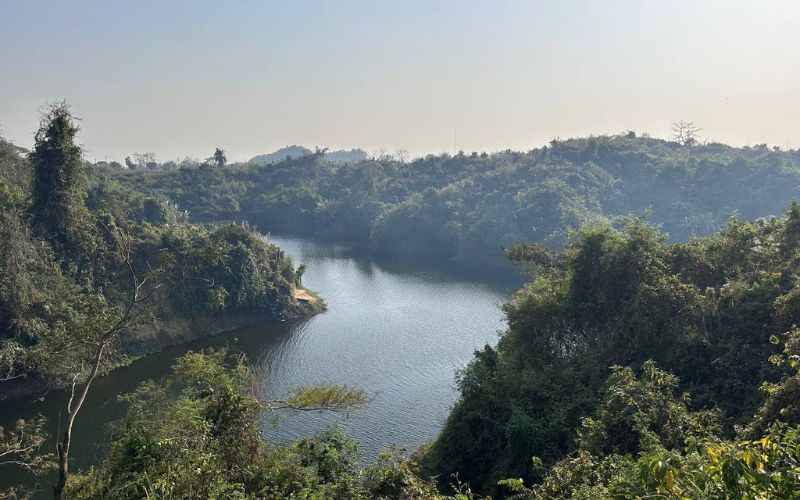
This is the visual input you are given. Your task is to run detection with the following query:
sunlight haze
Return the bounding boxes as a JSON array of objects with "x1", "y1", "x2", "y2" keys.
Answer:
[{"x1": 2, "y1": 0, "x2": 799, "y2": 161}]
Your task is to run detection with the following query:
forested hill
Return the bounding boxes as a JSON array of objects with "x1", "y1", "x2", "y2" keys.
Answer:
[
  {"x1": 108, "y1": 134, "x2": 800, "y2": 262},
  {"x1": 0, "y1": 107, "x2": 317, "y2": 400},
  {"x1": 248, "y1": 145, "x2": 368, "y2": 165},
  {"x1": 421, "y1": 208, "x2": 800, "y2": 496}
]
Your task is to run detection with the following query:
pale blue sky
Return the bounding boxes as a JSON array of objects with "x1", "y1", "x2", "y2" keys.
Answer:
[{"x1": 1, "y1": 1, "x2": 799, "y2": 161}]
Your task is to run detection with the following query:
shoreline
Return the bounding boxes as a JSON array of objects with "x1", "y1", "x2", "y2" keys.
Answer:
[
  {"x1": 0, "y1": 299, "x2": 325, "y2": 402},
  {"x1": 196, "y1": 215, "x2": 519, "y2": 271}
]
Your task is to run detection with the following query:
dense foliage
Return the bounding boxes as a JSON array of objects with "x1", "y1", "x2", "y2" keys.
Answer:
[
  {"x1": 421, "y1": 207, "x2": 800, "y2": 496},
  {"x1": 499, "y1": 348, "x2": 800, "y2": 499},
  {"x1": 30, "y1": 103, "x2": 92, "y2": 259},
  {"x1": 0, "y1": 110, "x2": 313, "y2": 393},
  {"x1": 63, "y1": 336, "x2": 800, "y2": 499},
  {"x1": 111, "y1": 135, "x2": 800, "y2": 261},
  {"x1": 32, "y1": 205, "x2": 800, "y2": 499},
  {"x1": 0, "y1": 106, "x2": 322, "y2": 498},
  {"x1": 66, "y1": 349, "x2": 442, "y2": 499}
]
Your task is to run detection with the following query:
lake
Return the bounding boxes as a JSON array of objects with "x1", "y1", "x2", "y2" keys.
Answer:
[{"x1": 0, "y1": 235, "x2": 522, "y2": 494}]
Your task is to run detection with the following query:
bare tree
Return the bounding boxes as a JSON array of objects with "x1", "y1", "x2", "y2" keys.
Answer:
[
  {"x1": 132, "y1": 152, "x2": 158, "y2": 170},
  {"x1": 394, "y1": 149, "x2": 411, "y2": 163},
  {"x1": 369, "y1": 148, "x2": 392, "y2": 161},
  {"x1": 179, "y1": 156, "x2": 201, "y2": 170},
  {"x1": 51, "y1": 226, "x2": 161, "y2": 500},
  {"x1": 671, "y1": 121, "x2": 702, "y2": 147}
]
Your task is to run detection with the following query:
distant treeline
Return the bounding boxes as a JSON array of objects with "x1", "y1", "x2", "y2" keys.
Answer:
[
  {"x1": 94, "y1": 145, "x2": 369, "y2": 172},
  {"x1": 106, "y1": 134, "x2": 800, "y2": 262}
]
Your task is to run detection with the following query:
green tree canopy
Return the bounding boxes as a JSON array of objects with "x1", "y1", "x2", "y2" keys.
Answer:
[{"x1": 30, "y1": 102, "x2": 91, "y2": 254}]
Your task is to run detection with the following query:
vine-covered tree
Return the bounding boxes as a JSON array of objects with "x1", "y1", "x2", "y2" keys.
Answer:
[{"x1": 30, "y1": 102, "x2": 90, "y2": 253}]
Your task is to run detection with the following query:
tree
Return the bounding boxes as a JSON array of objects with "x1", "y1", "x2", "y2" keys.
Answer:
[
  {"x1": 369, "y1": 148, "x2": 393, "y2": 161},
  {"x1": 295, "y1": 263, "x2": 307, "y2": 285},
  {"x1": 423, "y1": 213, "x2": 800, "y2": 495},
  {"x1": 394, "y1": 149, "x2": 411, "y2": 162},
  {"x1": 671, "y1": 121, "x2": 702, "y2": 146},
  {"x1": 213, "y1": 147, "x2": 227, "y2": 167},
  {"x1": 64, "y1": 349, "x2": 382, "y2": 499},
  {"x1": 179, "y1": 156, "x2": 201, "y2": 170},
  {"x1": 498, "y1": 360, "x2": 800, "y2": 499},
  {"x1": 131, "y1": 152, "x2": 157, "y2": 170},
  {"x1": 50, "y1": 226, "x2": 161, "y2": 500},
  {"x1": 0, "y1": 416, "x2": 53, "y2": 498},
  {"x1": 30, "y1": 102, "x2": 90, "y2": 251}
]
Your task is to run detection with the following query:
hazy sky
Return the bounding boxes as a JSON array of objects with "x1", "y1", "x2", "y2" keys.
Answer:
[{"x1": 1, "y1": 1, "x2": 799, "y2": 162}]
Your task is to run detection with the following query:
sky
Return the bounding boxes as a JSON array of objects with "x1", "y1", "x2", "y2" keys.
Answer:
[{"x1": 1, "y1": 0, "x2": 799, "y2": 162}]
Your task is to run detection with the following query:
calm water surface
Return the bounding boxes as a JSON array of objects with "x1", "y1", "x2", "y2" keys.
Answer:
[{"x1": 0, "y1": 236, "x2": 522, "y2": 493}]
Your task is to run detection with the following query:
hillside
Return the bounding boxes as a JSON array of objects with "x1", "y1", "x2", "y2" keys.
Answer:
[
  {"x1": 0, "y1": 110, "x2": 319, "y2": 400},
  {"x1": 111, "y1": 134, "x2": 800, "y2": 263},
  {"x1": 421, "y1": 207, "x2": 800, "y2": 495},
  {"x1": 248, "y1": 145, "x2": 368, "y2": 166}
]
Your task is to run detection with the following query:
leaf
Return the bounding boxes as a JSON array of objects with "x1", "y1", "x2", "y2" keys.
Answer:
[
  {"x1": 665, "y1": 469, "x2": 675, "y2": 491},
  {"x1": 498, "y1": 478, "x2": 527, "y2": 493}
]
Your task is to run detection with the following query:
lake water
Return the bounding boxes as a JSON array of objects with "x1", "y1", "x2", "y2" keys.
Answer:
[{"x1": 0, "y1": 235, "x2": 522, "y2": 494}]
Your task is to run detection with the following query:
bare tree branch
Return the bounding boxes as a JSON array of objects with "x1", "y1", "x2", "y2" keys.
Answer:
[{"x1": 671, "y1": 121, "x2": 702, "y2": 146}]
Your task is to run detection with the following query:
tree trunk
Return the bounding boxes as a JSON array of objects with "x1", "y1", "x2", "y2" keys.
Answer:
[
  {"x1": 52, "y1": 431, "x2": 70, "y2": 500},
  {"x1": 52, "y1": 343, "x2": 105, "y2": 500}
]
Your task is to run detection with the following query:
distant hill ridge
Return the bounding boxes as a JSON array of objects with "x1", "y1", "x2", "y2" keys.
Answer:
[
  {"x1": 248, "y1": 145, "x2": 367, "y2": 165},
  {"x1": 111, "y1": 133, "x2": 800, "y2": 263}
]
